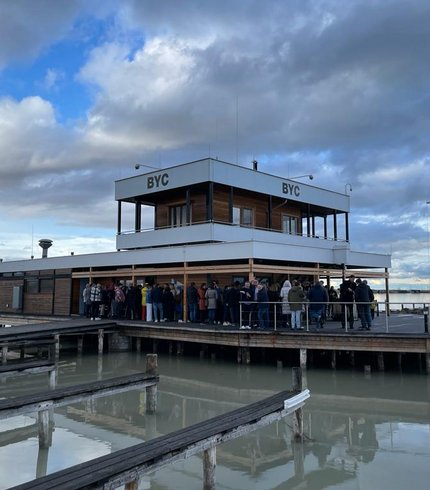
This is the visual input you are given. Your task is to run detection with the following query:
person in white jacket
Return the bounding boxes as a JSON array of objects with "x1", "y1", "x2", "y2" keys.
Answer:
[{"x1": 279, "y1": 280, "x2": 292, "y2": 328}]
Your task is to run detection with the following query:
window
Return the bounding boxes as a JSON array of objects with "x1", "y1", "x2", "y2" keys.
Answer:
[
  {"x1": 169, "y1": 204, "x2": 189, "y2": 227},
  {"x1": 25, "y1": 278, "x2": 39, "y2": 293},
  {"x1": 233, "y1": 207, "x2": 253, "y2": 227},
  {"x1": 282, "y1": 215, "x2": 298, "y2": 235},
  {"x1": 40, "y1": 278, "x2": 54, "y2": 292}
]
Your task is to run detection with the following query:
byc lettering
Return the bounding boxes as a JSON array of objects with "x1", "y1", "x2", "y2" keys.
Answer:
[
  {"x1": 282, "y1": 182, "x2": 300, "y2": 197},
  {"x1": 147, "y1": 173, "x2": 169, "y2": 189}
]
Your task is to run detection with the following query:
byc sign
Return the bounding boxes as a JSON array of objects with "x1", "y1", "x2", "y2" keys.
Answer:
[
  {"x1": 147, "y1": 173, "x2": 169, "y2": 189},
  {"x1": 282, "y1": 182, "x2": 301, "y2": 197}
]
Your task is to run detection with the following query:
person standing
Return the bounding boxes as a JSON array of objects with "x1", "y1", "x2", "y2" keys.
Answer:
[
  {"x1": 187, "y1": 282, "x2": 198, "y2": 322},
  {"x1": 90, "y1": 283, "x2": 102, "y2": 320},
  {"x1": 146, "y1": 284, "x2": 153, "y2": 322},
  {"x1": 82, "y1": 283, "x2": 91, "y2": 318},
  {"x1": 205, "y1": 283, "x2": 218, "y2": 324},
  {"x1": 257, "y1": 283, "x2": 270, "y2": 329},
  {"x1": 288, "y1": 280, "x2": 306, "y2": 329},
  {"x1": 239, "y1": 281, "x2": 252, "y2": 328},
  {"x1": 279, "y1": 280, "x2": 292, "y2": 328},
  {"x1": 151, "y1": 284, "x2": 164, "y2": 322},
  {"x1": 197, "y1": 283, "x2": 207, "y2": 322},
  {"x1": 141, "y1": 283, "x2": 148, "y2": 320},
  {"x1": 308, "y1": 281, "x2": 329, "y2": 329},
  {"x1": 355, "y1": 279, "x2": 373, "y2": 330},
  {"x1": 339, "y1": 275, "x2": 357, "y2": 329}
]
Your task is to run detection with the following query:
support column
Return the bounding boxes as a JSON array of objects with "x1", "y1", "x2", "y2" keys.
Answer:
[
  {"x1": 176, "y1": 341, "x2": 183, "y2": 356},
  {"x1": 292, "y1": 367, "x2": 304, "y2": 441},
  {"x1": 228, "y1": 186, "x2": 234, "y2": 223},
  {"x1": 97, "y1": 354, "x2": 103, "y2": 380},
  {"x1": 135, "y1": 338, "x2": 141, "y2": 353},
  {"x1": 345, "y1": 212, "x2": 349, "y2": 242},
  {"x1": 38, "y1": 408, "x2": 52, "y2": 449},
  {"x1": 168, "y1": 341, "x2": 174, "y2": 355},
  {"x1": 331, "y1": 351, "x2": 337, "y2": 370},
  {"x1": 54, "y1": 335, "x2": 60, "y2": 361},
  {"x1": 153, "y1": 339, "x2": 158, "y2": 354},
  {"x1": 425, "y1": 353, "x2": 430, "y2": 375},
  {"x1": 377, "y1": 352, "x2": 385, "y2": 371},
  {"x1": 333, "y1": 210, "x2": 338, "y2": 241},
  {"x1": 385, "y1": 268, "x2": 390, "y2": 316},
  {"x1": 349, "y1": 351, "x2": 355, "y2": 368},
  {"x1": 117, "y1": 201, "x2": 122, "y2": 235},
  {"x1": 77, "y1": 336, "x2": 84, "y2": 356},
  {"x1": 98, "y1": 329, "x2": 104, "y2": 355},
  {"x1": 397, "y1": 352, "x2": 403, "y2": 370},
  {"x1": 36, "y1": 448, "x2": 49, "y2": 479},
  {"x1": 1, "y1": 346, "x2": 7, "y2": 365},
  {"x1": 203, "y1": 447, "x2": 216, "y2": 490},
  {"x1": 49, "y1": 369, "x2": 56, "y2": 390},
  {"x1": 299, "y1": 349, "x2": 307, "y2": 371},
  {"x1": 146, "y1": 354, "x2": 158, "y2": 414}
]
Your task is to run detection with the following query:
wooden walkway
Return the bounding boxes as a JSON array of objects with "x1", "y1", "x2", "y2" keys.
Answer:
[
  {"x1": 10, "y1": 388, "x2": 309, "y2": 490},
  {"x1": 0, "y1": 372, "x2": 158, "y2": 419}
]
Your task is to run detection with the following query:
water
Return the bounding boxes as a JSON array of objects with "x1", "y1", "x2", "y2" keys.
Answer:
[
  {"x1": 1, "y1": 352, "x2": 429, "y2": 489},
  {"x1": 374, "y1": 292, "x2": 430, "y2": 311}
]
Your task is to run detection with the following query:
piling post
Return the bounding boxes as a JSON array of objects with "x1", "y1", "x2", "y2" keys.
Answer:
[
  {"x1": 425, "y1": 353, "x2": 430, "y2": 375},
  {"x1": 397, "y1": 352, "x2": 403, "y2": 370},
  {"x1": 203, "y1": 446, "x2": 216, "y2": 490},
  {"x1": 1, "y1": 346, "x2": 7, "y2": 365},
  {"x1": 54, "y1": 334, "x2": 60, "y2": 361},
  {"x1": 292, "y1": 367, "x2": 304, "y2": 441},
  {"x1": 237, "y1": 347, "x2": 242, "y2": 364},
  {"x1": 331, "y1": 351, "x2": 337, "y2": 370},
  {"x1": 125, "y1": 481, "x2": 139, "y2": 490},
  {"x1": 77, "y1": 336, "x2": 84, "y2": 356},
  {"x1": 377, "y1": 352, "x2": 385, "y2": 371},
  {"x1": 98, "y1": 329, "x2": 104, "y2": 355},
  {"x1": 135, "y1": 338, "x2": 141, "y2": 353},
  {"x1": 168, "y1": 341, "x2": 173, "y2": 355},
  {"x1": 299, "y1": 349, "x2": 307, "y2": 370},
  {"x1": 49, "y1": 368, "x2": 57, "y2": 390},
  {"x1": 38, "y1": 408, "x2": 52, "y2": 449},
  {"x1": 349, "y1": 351, "x2": 355, "y2": 368},
  {"x1": 244, "y1": 347, "x2": 251, "y2": 365},
  {"x1": 146, "y1": 354, "x2": 158, "y2": 414}
]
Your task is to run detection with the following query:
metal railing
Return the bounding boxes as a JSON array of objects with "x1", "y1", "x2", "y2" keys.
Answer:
[{"x1": 238, "y1": 301, "x2": 430, "y2": 334}]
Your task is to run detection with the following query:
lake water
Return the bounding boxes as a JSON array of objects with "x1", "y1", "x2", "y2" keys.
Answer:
[
  {"x1": 373, "y1": 292, "x2": 430, "y2": 311},
  {"x1": 0, "y1": 352, "x2": 429, "y2": 489}
]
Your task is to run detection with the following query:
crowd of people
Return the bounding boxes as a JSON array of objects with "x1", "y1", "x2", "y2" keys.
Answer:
[{"x1": 82, "y1": 274, "x2": 376, "y2": 331}]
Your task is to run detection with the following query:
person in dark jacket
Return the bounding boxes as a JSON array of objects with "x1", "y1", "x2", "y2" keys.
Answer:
[
  {"x1": 308, "y1": 281, "x2": 329, "y2": 329},
  {"x1": 257, "y1": 283, "x2": 270, "y2": 329},
  {"x1": 339, "y1": 275, "x2": 357, "y2": 329},
  {"x1": 227, "y1": 281, "x2": 241, "y2": 326},
  {"x1": 151, "y1": 284, "x2": 164, "y2": 322},
  {"x1": 187, "y1": 282, "x2": 198, "y2": 322},
  {"x1": 354, "y1": 278, "x2": 374, "y2": 330}
]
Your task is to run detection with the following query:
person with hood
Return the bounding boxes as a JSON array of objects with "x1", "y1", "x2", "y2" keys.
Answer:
[
  {"x1": 279, "y1": 279, "x2": 292, "y2": 328},
  {"x1": 288, "y1": 280, "x2": 306, "y2": 329},
  {"x1": 308, "y1": 280, "x2": 329, "y2": 329},
  {"x1": 354, "y1": 278, "x2": 374, "y2": 330}
]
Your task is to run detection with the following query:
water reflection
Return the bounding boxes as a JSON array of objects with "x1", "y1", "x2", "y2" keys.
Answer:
[{"x1": 0, "y1": 353, "x2": 429, "y2": 489}]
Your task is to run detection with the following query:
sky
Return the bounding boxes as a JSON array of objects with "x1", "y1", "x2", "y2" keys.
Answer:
[{"x1": 0, "y1": 0, "x2": 429, "y2": 289}]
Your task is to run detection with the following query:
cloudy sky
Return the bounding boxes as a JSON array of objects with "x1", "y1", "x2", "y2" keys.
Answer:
[{"x1": 0, "y1": 0, "x2": 429, "y2": 288}]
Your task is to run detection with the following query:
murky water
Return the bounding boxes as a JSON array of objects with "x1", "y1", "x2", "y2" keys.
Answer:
[{"x1": 1, "y1": 352, "x2": 429, "y2": 489}]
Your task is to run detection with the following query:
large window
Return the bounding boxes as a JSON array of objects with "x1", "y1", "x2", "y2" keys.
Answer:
[
  {"x1": 169, "y1": 204, "x2": 190, "y2": 227},
  {"x1": 233, "y1": 207, "x2": 253, "y2": 227},
  {"x1": 282, "y1": 215, "x2": 298, "y2": 235}
]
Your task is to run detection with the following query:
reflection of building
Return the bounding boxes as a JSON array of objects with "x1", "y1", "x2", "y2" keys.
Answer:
[{"x1": 0, "y1": 158, "x2": 390, "y2": 316}]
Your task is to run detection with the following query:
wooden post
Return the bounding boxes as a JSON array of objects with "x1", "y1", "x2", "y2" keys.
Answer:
[
  {"x1": 237, "y1": 347, "x2": 242, "y2": 364},
  {"x1": 244, "y1": 347, "x2": 251, "y2": 365},
  {"x1": 146, "y1": 354, "x2": 158, "y2": 414},
  {"x1": 1, "y1": 346, "x2": 7, "y2": 365},
  {"x1": 425, "y1": 353, "x2": 430, "y2": 375},
  {"x1": 277, "y1": 360, "x2": 283, "y2": 369},
  {"x1": 210, "y1": 352, "x2": 216, "y2": 361},
  {"x1": 49, "y1": 369, "x2": 57, "y2": 390},
  {"x1": 203, "y1": 446, "x2": 216, "y2": 490},
  {"x1": 38, "y1": 409, "x2": 52, "y2": 449},
  {"x1": 77, "y1": 336, "x2": 84, "y2": 356},
  {"x1": 299, "y1": 349, "x2": 307, "y2": 370},
  {"x1": 377, "y1": 352, "x2": 385, "y2": 371},
  {"x1": 125, "y1": 481, "x2": 139, "y2": 490},
  {"x1": 54, "y1": 334, "x2": 60, "y2": 361},
  {"x1": 364, "y1": 365, "x2": 371, "y2": 375},
  {"x1": 36, "y1": 448, "x2": 49, "y2": 479},
  {"x1": 153, "y1": 339, "x2": 158, "y2": 354},
  {"x1": 135, "y1": 338, "x2": 141, "y2": 353},
  {"x1": 168, "y1": 341, "x2": 173, "y2": 355},
  {"x1": 97, "y1": 354, "x2": 103, "y2": 380},
  {"x1": 20, "y1": 346, "x2": 25, "y2": 359},
  {"x1": 292, "y1": 367, "x2": 303, "y2": 441},
  {"x1": 98, "y1": 329, "x2": 104, "y2": 355},
  {"x1": 349, "y1": 351, "x2": 355, "y2": 368},
  {"x1": 331, "y1": 351, "x2": 336, "y2": 370},
  {"x1": 397, "y1": 352, "x2": 403, "y2": 370}
]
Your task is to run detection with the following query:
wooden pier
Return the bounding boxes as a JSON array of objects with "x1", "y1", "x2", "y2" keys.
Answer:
[{"x1": 10, "y1": 385, "x2": 309, "y2": 490}]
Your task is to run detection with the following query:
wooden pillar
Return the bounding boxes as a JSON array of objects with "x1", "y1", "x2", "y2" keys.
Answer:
[
  {"x1": 183, "y1": 262, "x2": 188, "y2": 322},
  {"x1": 425, "y1": 353, "x2": 430, "y2": 375},
  {"x1": 146, "y1": 354, "x2": 158, "y2": 414},
  {"x1": 20, "y1": 346, "x2": 25, "y2": 359},
  {"x1": 168, "y1": 341, "x2": 174, "y2": 355},
  {"x1": 345, "y1": 212, "x2": 349, "y2": 242},
  {"x1": 125, "y1": 481, "x2": 139, "y2": 490},
  {"x1": 292, "y1": 367, "x2": 304, "y2": 441},
  {"x1": 377, "y1": 352, "x2": 385, "y2": 371},
  {"x1": 49, "y1": 369, "x2": 57, "y2": 390},
  {"x1": 397, "y1": 352, "x2": 403, "y2": 370},
  {"x1": 77, "y1": 336, "x2": 84, "y2": 356},
  {"x1": 1, "y1": 346, "x2": 7, "y2": 365},
  {"x1": 333, "y1": 209, "x2": 338, "y2": 240},
  {"x1": 38, "y1": 409, "x2": 52, "y2": 449},
  {"x1": 237, "y1": 347, "x2": 242, "y2": 364},
  {"x1": 203, "y1": 447, "x2": 216, "y2": 490},
  {"x1": 299, "y1": 349, "x2": 307, "y2": 371},
  {"x1": 36, "y1": 448, "x2": 49, "y2": 479},
  {"x1": 54, "y1": 335, "x2": 60, "y2": 361},
  {"x1": 349, "y1": 351, "x2": 355, "y2": 368},
  {"x1": 97, "y1": 329, "x2": 104, "y2": 355},
  {"x1": 176, "y1": 341, "x2": 183, "y2": 356},
  {"x1": 153, "y1": 339, "x2": 158, "y2": 354},
  {"x1": 385, "y1": 268, "x2": 390, "y2": 316},
  {"x1": 331, "y1": 351, "x2": 337, "y2": 370},
  {"x1": 135, "y1": 338, "x2": 141, "y2": 353}
]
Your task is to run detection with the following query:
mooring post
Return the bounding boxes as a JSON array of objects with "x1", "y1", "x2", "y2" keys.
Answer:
[
  {"x1": 38, "y1": 408, "x2": 52, "y2": 449},
  {"x1": 36, "y1": 448, "x2": 49, "y2": 479},
  {"x1": 77, "y1": 336, "x2": 84, "y2": 356},
  {"x1": 1, "y1": 345, "x2": 7, "y2": 365},
  {"x1": 98, "y1": 329, "x2": 104, "y2": 355},
  {"x1": 146, "y1": 353, "x2": 158, "y2": 414},
  {"x1": 331, "y1": 350, "x2": 337, "y2": 370},
  {"x1": 377, "y1": 352, "x2": 385, "y2": 371},
  {"x1": 54, "y1": 334, "x2": 60, "y2": 361},
  {"x1": 292, "y1": 367, "x2": 304, "y2": 441},
  {"x1": 203, "y1": 446, "x2": 216, "y2": 490},
  {"x1": 299, "y1": 349, "x2": 307, "y2": 370}
]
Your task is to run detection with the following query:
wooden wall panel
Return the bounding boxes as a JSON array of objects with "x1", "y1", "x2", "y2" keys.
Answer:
[
  {"x1": 0, "y1": 279, "x2": 24, "y2": 314},
  {"x1": 54, "y1": 277, "x2": 72, "y2": 316},
  {"x1": 23, "y1": 293, "x2": 53, "y2": 315}
]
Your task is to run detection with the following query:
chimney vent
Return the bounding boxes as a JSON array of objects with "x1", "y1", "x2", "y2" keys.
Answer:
[{"x1": 39, "y1": 239, "x2": 53, "y2": 259}]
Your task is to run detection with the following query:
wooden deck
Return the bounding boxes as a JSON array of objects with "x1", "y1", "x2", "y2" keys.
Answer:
[
  {"x1": 10, "y1": 389, "x2": 309, "y2": 490},
  {"x1": 0, "y1": 372, "x2": 158, "y2": 419}
]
